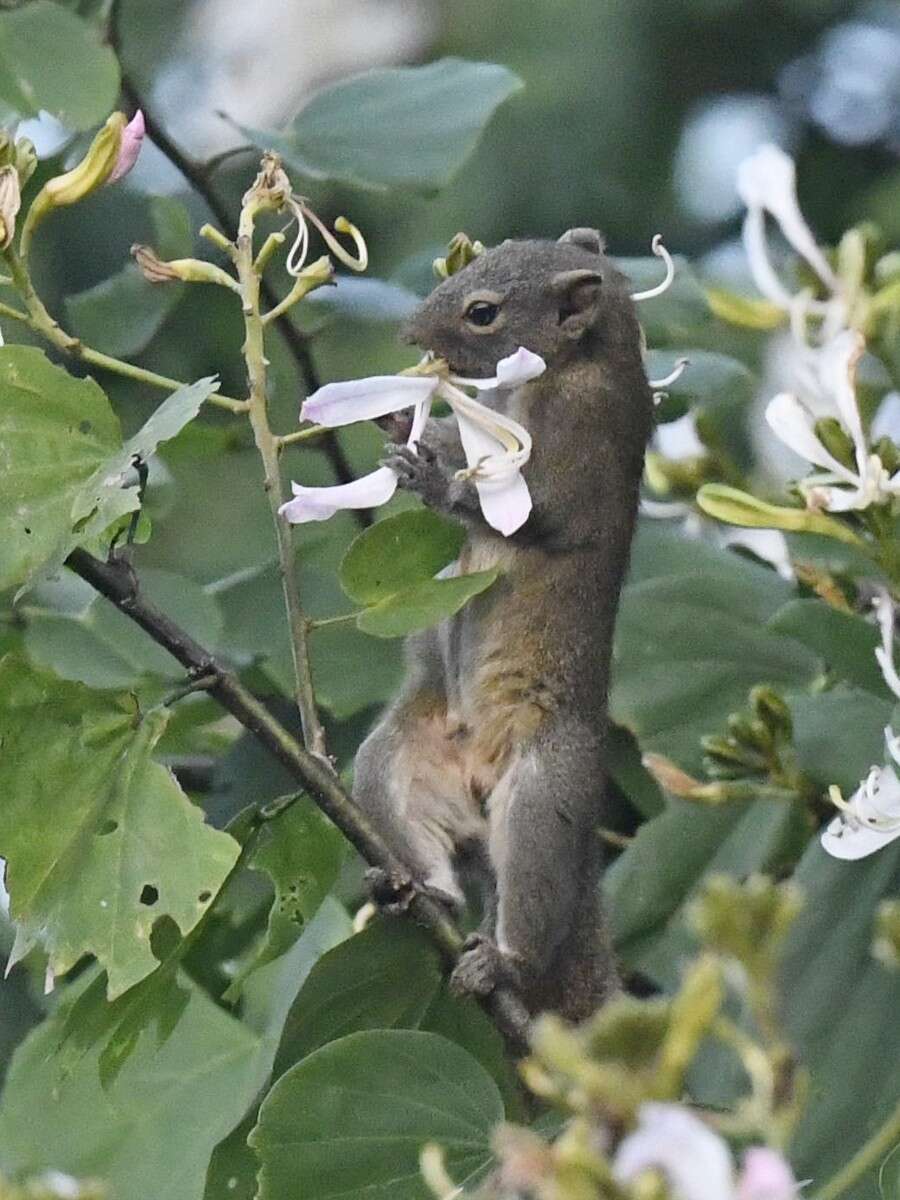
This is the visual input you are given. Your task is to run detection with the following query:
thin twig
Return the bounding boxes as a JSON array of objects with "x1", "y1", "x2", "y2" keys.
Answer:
[
  {"x1": 108, "y1": 0, "x2": 367, "y2": 517},
  {"x1": 65, "y1": 546, "x2": 532, "y2": 1053},
  {"x1": 1, "y1": 246, "x2": 247, "y2": 412},
  {"x1": 234, "y1": 191, "x2": 328, "y2": 760}
]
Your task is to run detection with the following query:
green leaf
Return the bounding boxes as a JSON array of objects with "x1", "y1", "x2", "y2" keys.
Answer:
[
  {"x1": 614, "y1": 256, "x2": 712, "y2": 345},
  {"x1": 0, "y1": 974, "x2": 262, "y2": 1200},
  {"x1": 0, "y1": 656, "x2": 240, "y2": 998},
  {"x1": 357, "y1": 569, "x2": 499, "y2": 638},
  {"x1": 340, "y1": 510, "x2": 466, "y2": 604},
  {"x1": 612, "y1": 571, "x2": 820, "y2": 772},
  {"x1": 767, "y1": 599, "x2": 892, "y2": 699},
  {"x1": 781, "y1": 839, "x2": 900, "y2": 1199},
  {"x1": 0, "y1": 1, "x2": 119, "y2": 129},
  {"x1": 65, "y1": 197, "x2": 193, "y2": 357},
  {"x1": 306, "y1": 276, "x2": 421, "y2": 323},
  {"x1": 250, "y1": 1030, "x2": 504, "y2": 1200},
  {"x1": 240, "y1": 58, "x2": 523, "y2": 194},
  {"x1": 230, "y1": 800, "x2": 345, "y2": 992},
  {"x1": 789, "y1": 686, "x2": 895, "y2": 795},
  {"x1": 646, "y1": 350, "x2": 756, "y2": 425},
  {"x1": 606, "y1": 796, "x2": 810, "y2": 989},
  {"x1": 273, "y1": 922, "x2": 443, "y2": 1077},
  {"x1": 23, "y1": 567, "x2": 224, "y2": 689},
  {"x1": 0, "y1": 349, "x2": 217, "y2": 592}
]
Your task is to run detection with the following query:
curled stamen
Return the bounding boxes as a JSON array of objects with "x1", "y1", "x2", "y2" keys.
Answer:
[
  {"x1": 652, "y1": 391, "x2": 668, "y2": 407},
  {"x1": 285, "y1": 198, "x2": 310, "y2": 277},
  {"x1": 649, "y1": 356, "x2": 689, "y2": 390},
  {"x1": 632, "y1": 234, "x2": 675, "y2": 302},
  {"x1": 296, "y1": 200, "x2": 368, "y2": 272}
]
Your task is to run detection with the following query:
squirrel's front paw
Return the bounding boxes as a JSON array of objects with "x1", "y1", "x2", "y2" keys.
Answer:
[
  {"x1": 381, "y1": 442, "x2": 452, "y2": 509},
  {"x1": 449, "y1": 934, "x2": 523, "y2": 999}
]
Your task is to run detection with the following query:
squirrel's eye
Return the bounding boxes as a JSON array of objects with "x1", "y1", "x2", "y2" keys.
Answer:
[{"x1": 465, "y1": 300, "x2": 500, "y2": 328}]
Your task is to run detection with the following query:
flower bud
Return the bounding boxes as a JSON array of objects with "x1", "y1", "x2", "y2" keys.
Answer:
[
  {"x1": 873, "y1": 436, "x2": 900, "y2": 475},
  {"x1": 690, "y1": 874, "x2": 803, "y2": 974},
  {"x1": 433, "y1": 232, "x2": 484, "y2": 279},
  {"x1": 0, "y1": 130, "x2": 12, "y2": 167},
  {"x1": 19, "y1": 113, "x2": 129, "y2": 256},
  {"x1": 873, "y1": 899, "x2": 900, "y2": 969},
  {"x1": 813, "y1": 417, "x2": 856, "y2": 470},
  {"x1": 0, "y1": 165, "x2": 21, "y2": 250},
  {"x1": 131, "y1": 244, "x2": 240, "y2": 292},
  {"x1": 696, "y1": 484, "x2": 864, "y2": 546},
  {"x1": 14, "y1": 137, "x2": 37, "y2": 187},
  {"x1": 750, "y1": 686, "x2": 793, "y2": 741}
]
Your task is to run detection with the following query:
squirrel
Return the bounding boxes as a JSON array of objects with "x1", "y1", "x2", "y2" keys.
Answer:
[{"x1": 353, "y1": 228, "x2": 654, "y2": 1022}]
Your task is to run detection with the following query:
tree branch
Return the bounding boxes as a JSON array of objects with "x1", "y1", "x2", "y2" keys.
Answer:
[{"x1": 65, "y1": 545, "x2": 531, "y2": 1053}]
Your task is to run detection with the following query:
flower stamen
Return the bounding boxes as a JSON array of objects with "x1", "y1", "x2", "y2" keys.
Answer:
[{"x1": 632, "y1": 235, "x2": 675, "y2": 302}]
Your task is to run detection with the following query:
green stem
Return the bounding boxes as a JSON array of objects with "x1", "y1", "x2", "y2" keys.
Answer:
[
  {"x1": 235, "y1": 202, "x2": 328, "y2": 760},
  {"x1": 1, "y1": 245, "x2": 248, "y2": 413},
  {"x1": 276, "y1": 423, "x2": 327, "y2": 448},
  {"x1": 308, "y1": 611, "x2": 362, "y2": 631},
  {"x1": 814, "y1": 1101, "x2": 900, "y2": 1200}
]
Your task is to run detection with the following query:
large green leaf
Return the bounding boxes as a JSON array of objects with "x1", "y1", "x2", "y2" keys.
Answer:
[
  {"x1": 0, "y1": 1, "x2": 119, "y2": 129},
  {"x1": 614, "y1": 256, "x2": 712, "y2": 346},
  {"x1": 606, "y1": 795, "x2": 810, "y2": 989},
  {"x1": 65, "y1": 198, "x2": 193, "y2": 357},
  {"x1": 0, "y1": 656, "x2": 240, "y2": 997},
  {"x1": 781, "y1": 839, "x2": 900, "y2": 1200},
  {"x1": 250, "y1": 1029, "x2": 504, "y2": 1200},
  {"x1": 767, "y1": 599, "x2": 893, "y2": 699},
  {"x1": 0, "y1": 348, "x2": 217, "y2": 591},
  {"x1": 240, "y1": 58, "x2": 523, "y2": 193},
  {"x1": 612, "y1": 571, "x2": 821, "y2": 771},
  {"x1": 0, "y1": 975, "x2": 261, "y2": 1200},
  {"x1": 273, "y1": 922, "x2": 442, "y2": 1076}
]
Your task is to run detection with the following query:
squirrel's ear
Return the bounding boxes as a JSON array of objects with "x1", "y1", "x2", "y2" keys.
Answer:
[
  {"x1": 551, "y1": 268, "x2": 603, "y2": 338},
  {"x1": 558, "y1": 228, "x2": 605, "y2": 254}
]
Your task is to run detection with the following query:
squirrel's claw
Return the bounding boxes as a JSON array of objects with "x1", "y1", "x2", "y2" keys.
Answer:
[{"x1": 450, "y1": 934, "x2": 523, "y2": 999}]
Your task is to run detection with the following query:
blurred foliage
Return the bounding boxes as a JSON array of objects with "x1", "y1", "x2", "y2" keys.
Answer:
[{"x1": 0, "y1": 1, "x2": 898, "y2": 1199}]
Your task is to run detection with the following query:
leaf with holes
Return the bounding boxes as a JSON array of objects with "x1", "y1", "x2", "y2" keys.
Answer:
[
  {"x1": 240, "y1": 58, "x2": 523, "y2": 194},
  {"x1": 250, "y1": 1030, "x2": 504, "y2": 1200},
  {"x1": 0, "y1": 347, "x2": 217, "y2": 592},
  {"x1": 226, "y1": 799, "x2": 344, "y2": 996},
  {"x1": 0, "y1": 656, "x2": 240, "y2": 998}
]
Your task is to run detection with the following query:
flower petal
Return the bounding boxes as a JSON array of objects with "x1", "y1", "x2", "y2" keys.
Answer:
[
  {"x1": 108, "y1": 109, "x2": 145, "y2": 184},
  {"x1": 613, "y1": 1103, "x2": 736, "y2": 1200},
  {"x1": 279, "y1": 467, "x2": 399, "y2": 523},
  {"x1": 737, "y1": 144, "x2": 838, "y2": 290},
  {"x1": 741, "y1": 207, "x2": 796, "y2": 309},
  {"x1": 452, "y1": 346, "x2": 546, "y2": 391},
  {"x1": 765, "y1": 393, "x2": 856, "y2": 480},
  {"x1": 818, "y1": 332, "x2": 866, "y2": 469},
  {"x1": 475, "y1": 472, "x2": 532, "y2": 535},
  {"x1": 300, "y1": 375, "x2": 438, "y2": 427},
  {"x1": 821, "y1": 808, "x2": 900, "y2": 859},
  {"x1": 737, "y1": 1147, "x2": 799, "y2": 1200}
]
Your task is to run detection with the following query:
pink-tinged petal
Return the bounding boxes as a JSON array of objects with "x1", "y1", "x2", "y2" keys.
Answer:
[
  {"x1": 496, "y1": 347, "x2": 547, "y2": 387},
  {"x1": 613, "y1": 1103, "x2": 735, "y2": 1200},
  {"x1": 475, "y1": 472, "x2": 532, "y2": 535},
  {"x1": 765, "y1": 393, "x2": 856, "y2": 480},
  {"x1": 108, "y1": 110, "x2": 145, "y2": 184},
  {"x1": 279, "y1": 468, "x2": 398, "y2": 523},
  {"x1": 300, "y1": 375, "x2": 437, "y2": 428},
  {"x1": 407, "y1": 396, "x2": 431, "y2": 446},
  {"x1": 454, "y1": 347, "x2": 547, "y2": 391},
  {"x1": 737, "y1": 1148, "x2": 799, "y2": 1200}
]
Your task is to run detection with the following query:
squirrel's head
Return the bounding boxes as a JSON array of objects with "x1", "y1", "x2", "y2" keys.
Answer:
[{"x1": 401, "y1": 228, "x2": 640, "y2": 378}]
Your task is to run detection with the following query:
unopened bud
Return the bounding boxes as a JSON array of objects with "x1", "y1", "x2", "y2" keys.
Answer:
[
  {"x1": 14, "y1": 137, "x2": 37, "y2": 187},
  {"x1": 873, "y1": 899, "x2": 900, "y2": 969},
  {"x1": 700, "y1": 734, "x2": 766, "y2": 770},
  {"x1": 433, "y1": 231, "x2": 484, "y2": 279},
  {"x1": 696, "y1": 484, "x2": 864, "y2": 547},
  {"x1": 131, "y1": 244, "x2": 240, "y2": 292},
  {"x1": 0, "y1": 165, "x2": 21, "y2": 250},
  {"x1": 20, "y1": 112, "x2": 126, "y2": 256},
  {"x1": 873, "y1": 436, "x2": 900, "y2": 475},
  {"x1": 0, "y1": 130, "x2": 12, "y2": 167},
  {"x1": 814, "y1": 417, "x2": 856, "y2": 470},
  {"x1": 750, "y1": 686, "x2": 793, "y2": 741}
]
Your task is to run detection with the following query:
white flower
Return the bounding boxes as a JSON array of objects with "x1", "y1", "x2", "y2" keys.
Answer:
[
  {"x1": 736, "y1": 143, "x2": 843, "y2": 337},
  {"x1": 765, "y1": 331, "x2": 899, "y2": 512},
  {"x1": 279, "y1": 347, "x2": 544, "y2": 536},
  {"x1": 821, "y1": 728, "x2": 900, "y2": 860},
  {"x1": 613, "y1": 1103, "x2": 798, "y2": 1200},
  {"x1": 821, "y1": 592, "x2": 900, "y2": 860}
]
